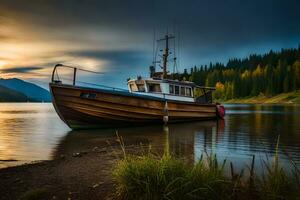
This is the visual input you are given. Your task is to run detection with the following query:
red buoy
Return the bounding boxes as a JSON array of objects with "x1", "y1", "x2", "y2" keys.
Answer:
[{"x1": 216, "y1": 104, "x2": 225, "y2": 118}]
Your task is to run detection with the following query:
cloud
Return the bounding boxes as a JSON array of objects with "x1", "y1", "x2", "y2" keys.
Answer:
[
  {"x1": 2, "y1": 1, "x2": 300, "y2": 51},
  {"x1": 0, "y1": 34, "x2": 14, "y2": 41},
  {"x1": 0, "y1": 66, "x2": 43, "y2": 73},
  {"x1": 0, "y1": 0, "x2": 300, "y2": 87},
  {"x1": 68, "y1": 49, "x2": 150, "y2": 65}
]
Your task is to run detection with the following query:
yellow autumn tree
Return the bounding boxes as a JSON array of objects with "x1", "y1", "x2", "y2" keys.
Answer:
[{"x1": 213, "y1": 81, "x2": 225, "y2": 99}]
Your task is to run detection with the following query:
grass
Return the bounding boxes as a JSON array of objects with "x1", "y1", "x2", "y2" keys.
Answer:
[
  {"x1": 113, "y1": 136, "x2": 300, "y2": 200},
  {"x1": 113, "y1": 154, "x2": 231, "y2": 200}
]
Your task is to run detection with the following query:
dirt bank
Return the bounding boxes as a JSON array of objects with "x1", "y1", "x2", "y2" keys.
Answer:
[{"x1": 0, "y1": 145, "x2": 123, "y2": 200}]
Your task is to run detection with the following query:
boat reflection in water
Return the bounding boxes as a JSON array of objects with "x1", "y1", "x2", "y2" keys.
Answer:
[
  {"x1": 52, "y1": 120, "x2": 225, "y2": 165},
  {"x1": 53, "y1": 114, "x2": 299, "y2": 172},
  {"x1": 1, "y1": 104, "x2": 299, "y2": 170}
]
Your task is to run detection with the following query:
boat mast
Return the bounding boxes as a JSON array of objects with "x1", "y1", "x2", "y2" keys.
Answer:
[{"x1": 158, "y1": 34, "x2": 175, "y2": 79}]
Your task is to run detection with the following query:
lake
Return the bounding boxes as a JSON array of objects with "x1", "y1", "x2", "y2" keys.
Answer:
[{"x1": 0, "y1": 103, "x2": 300, "y2": 170}]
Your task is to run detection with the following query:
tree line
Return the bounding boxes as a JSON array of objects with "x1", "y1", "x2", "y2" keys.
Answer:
[{"x1": 178, "y1": 45, "x2": 300, "y2": 100}]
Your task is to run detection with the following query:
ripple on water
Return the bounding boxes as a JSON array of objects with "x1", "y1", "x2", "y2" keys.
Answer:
[{"x1": 0, "y1": 103, "x2": 300, "y2": 170}]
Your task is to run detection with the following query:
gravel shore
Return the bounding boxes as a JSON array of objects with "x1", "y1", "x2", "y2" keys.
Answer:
[
  {"x1": 0, "y1": 125, "x2": 177, "y2": 199},
  {"x1": 0, "y1": 143, "x2": 122, "y2": 200}
]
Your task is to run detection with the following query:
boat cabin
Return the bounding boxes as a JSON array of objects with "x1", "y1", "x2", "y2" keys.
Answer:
[
  {"x1": 126, "y1": 34, "x2": 216, "y2": 104},
  {"x1": 127, "y1": 78, "x2": 215, "y2": 104}
]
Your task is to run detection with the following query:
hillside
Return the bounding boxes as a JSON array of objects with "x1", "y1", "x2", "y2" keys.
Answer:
[
  {"x1": 177, "y1": 46, "x2": 300, "y2": 101},
  {"x1": 224, "y1": 90, "x2": 300, "y2": 104},
  {"x1": 0, "y1": 85, "x2": 31, "y2": 102},
  {"x1": 0, "y1": 78, "x2": 50, "y2": 102}
]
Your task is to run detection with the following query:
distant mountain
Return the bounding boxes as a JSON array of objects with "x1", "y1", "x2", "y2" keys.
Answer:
[
  {"x1": 0, "y1": 85, "x2": 31, "y2": 102},
  {"x1": 0, "y1": 78, "x2": 51, "y2": 102}
]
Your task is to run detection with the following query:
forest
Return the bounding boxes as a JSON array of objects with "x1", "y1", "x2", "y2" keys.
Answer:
[{"x1": 179, "y1": 45, "x2": 300, "y2": 100}]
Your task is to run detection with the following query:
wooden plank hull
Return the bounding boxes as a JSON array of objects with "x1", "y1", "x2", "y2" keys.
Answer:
[{"x1": 49, "y1": 83, "x2": 218, "y2": 129}]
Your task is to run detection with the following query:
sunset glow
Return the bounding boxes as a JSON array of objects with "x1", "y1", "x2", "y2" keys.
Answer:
[
  {"x1": 0, "y1": 60, "x2": 7, "y2": 68},
  {"x1": 0, "y1": 0, "x2": 299, "y2": 89},
  {"x1": 1, "y1": 1, "x2": 300, "y2": 199}
]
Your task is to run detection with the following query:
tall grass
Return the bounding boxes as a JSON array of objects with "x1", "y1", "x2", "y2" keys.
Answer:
[
  {"x1": 113, "y1": 135, "x2": 300, "y2": 200},
  {"x1": 113, "y1": 153, "x2": 231, "y2": 200}
]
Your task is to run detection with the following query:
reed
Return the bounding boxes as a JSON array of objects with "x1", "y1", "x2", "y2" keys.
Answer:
[
  {"x1": 113, "y1": 135, "x2": 300, "y2": 200},
  {"x1": 113, "y1": 153, "x2": 231, "y2": 200}
]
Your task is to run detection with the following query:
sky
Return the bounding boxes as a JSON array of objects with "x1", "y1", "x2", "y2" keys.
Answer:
[{"x1": 0, "y1": 0, "x2": 300, "y2": 89}]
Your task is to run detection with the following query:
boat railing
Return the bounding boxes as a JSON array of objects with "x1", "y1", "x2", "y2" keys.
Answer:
[
  {"x1": 51, "y1": 64, "x2": 216, "y2": 98},
  {"x1": 51, "y1": 64, "x2": 128, "y2": 92},
  {"x1": 194, "y1": 86, "x2": 216, "y2": 91},
  {"x1": 193, "y1": 86, "x2": 215, "y2": 104}
]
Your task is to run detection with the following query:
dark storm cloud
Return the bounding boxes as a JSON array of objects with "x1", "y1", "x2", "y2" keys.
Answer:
[
  {"x1": 69, "y1": 49, "x2": 151, "y2": 66},
  {"x1": 1, "y1": 0, "x2": 300, "y2": 71},
  {"x1": 0, "y1": 67, "x2": 43, "y2": 73},
  {"x1": 2, "y1": 0, "x2": 300, "y2": 40}
]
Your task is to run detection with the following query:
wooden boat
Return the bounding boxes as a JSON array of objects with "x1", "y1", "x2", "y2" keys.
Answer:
[{"x1": 49, "y1": 34, "x2": 225, "y2": 129}]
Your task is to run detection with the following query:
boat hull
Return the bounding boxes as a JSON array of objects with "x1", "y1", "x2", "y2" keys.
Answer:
[{"x1": 49, "y1": 83, "x2": 218, "y2": 129}]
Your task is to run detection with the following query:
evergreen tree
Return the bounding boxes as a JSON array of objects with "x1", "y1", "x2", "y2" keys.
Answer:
[{"x1": 179, "y1": 46, "x2": 300, "y2": 99}]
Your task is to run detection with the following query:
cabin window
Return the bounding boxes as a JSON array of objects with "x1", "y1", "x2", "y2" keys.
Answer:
[
  {"x1": 80, "y1": 92, "x2": 97, "y2": 99},
  {"x1": 137, "y1": 84, "x2": 145, "y2": 92},
  {"x1": 186, "y1": 87, "x2": 192, "y2": 97},
  {"x1": 180, "y1": 86, "x2": 185, "y2": 96},
  {"x1": 169, "y1": 85, "x2": 174, "y2": 94},
  {"x1": 148, "y1": 83, "x2": 161, "y2": 92},
  {"x1": 174, "y1": 85, "x2": 179, "y2": 95},
  {"x1": 129, "y1": 83, "x2": 136, "y2": 92}
]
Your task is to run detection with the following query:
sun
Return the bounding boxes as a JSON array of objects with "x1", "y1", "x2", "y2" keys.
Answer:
[{"x1": 0, "y1": 60, "x2": 8, "y2": 69}]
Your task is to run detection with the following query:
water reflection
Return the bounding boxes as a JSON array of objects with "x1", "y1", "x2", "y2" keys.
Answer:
[
  {"x1": 53, "y1": 116, "x2": 300, "y2": 171},
  {"x1": 0, "y1": 103, "x2": 69, "y2": 168},
  {"x1": 53, "y1": 121, "x2": 223, "y2": 164},
  {"x1": 1, "y1": 103, "x2": 300, "y2": 170}
]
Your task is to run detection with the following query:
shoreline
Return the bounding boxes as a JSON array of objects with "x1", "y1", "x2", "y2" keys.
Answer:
[
  {"x1": 220, "y1": 90, "x2": 300, "y2": 104},
  {"x1": 1, "y1": 127, "x2": 299, "y2": 199},
  {"x1": 0, "y1": 145, "x2": 123, "y2": 200}
]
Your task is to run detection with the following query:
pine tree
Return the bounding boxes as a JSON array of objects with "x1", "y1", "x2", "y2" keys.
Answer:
[{"x1": 181, "y1": 46, "x2": 300, "y2": 100}]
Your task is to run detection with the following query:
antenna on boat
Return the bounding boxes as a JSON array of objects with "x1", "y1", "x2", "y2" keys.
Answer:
[
  {"x1": 172, "y1": 22, "x2": 179, "y2": 79},
  {"x1": 157, "y1": 34, "x2": 175, "y2": 79},
  {"x1": 150, "y1": 27, "x2": 157, "y2": 78},
  {"x1": 177, "y1": 27, "x2": 181, "y2": 72},
  {"x1": 152, "y1": 27, "x2": 156, "y2": 68}
]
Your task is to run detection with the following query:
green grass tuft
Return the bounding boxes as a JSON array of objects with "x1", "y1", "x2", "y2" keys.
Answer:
[
  {"x1": 113, "y1": 153, "x2": 234, "y2": 200},
  {"x1": 113, "y1": 135, "x2": 300, "y2": 200}
]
